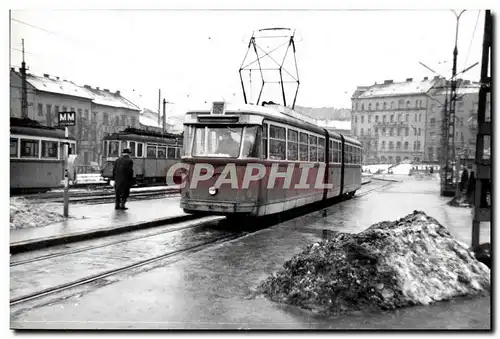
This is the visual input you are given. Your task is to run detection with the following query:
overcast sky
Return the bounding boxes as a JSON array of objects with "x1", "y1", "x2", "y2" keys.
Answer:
[{"x1": 10, "y1": 8, "x2": 487, "y2": 111}]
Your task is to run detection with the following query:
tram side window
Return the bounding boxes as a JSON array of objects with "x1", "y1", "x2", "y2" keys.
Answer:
[
  {"x1": 299, "y1": 132, "x2": 308, "y2": 161},
  {"x1": 318, "y1": 137, "x2": 325, "y2": 162},
  {"x1": 269, "y1": 125, "x2": 286, "y2": 160},
  {"x1": 129, "y1": 141, "x2": 136, "y2": 157},
  {"x1": 121, "y1": 141, "x2": 127, "y2": 153},
  {"x1": 147, "y1": 145, "x2": 157, "y2": 158},
  {"x1": 137, "y1": 143, "x2": 144, "y2": 158},
  {"x1": 158, "y1": 146, "x2": 167, "y2": 158},
  {"x1": 287, "y1": 129, "x2": 298, "y2": 161},
  {"x1": 108, "y1": 141, "x2": 119, "y2": 157},
  {"x1": 329, "y1": 140, "x2": 333, "y2": 163},
  {"x1": 176, "y1": 147, "x2": 181, "y2": 159},
  {"x1": 41, "y1": 140, "x2": 58, "y2": 159},
  {"x1": 309, "y1": 135, "x2": 317, "y2": 162},
  {"x1": 10, "y1": 138, "x2": 18, "y2": 158},
  {"x1": 20, "y1": 139, "x2": 39, "y2": 158},
  {"x1": 167, "y1": 146, "x2": 176, "y2": 159},
  {"x1": 262, "y1": 123, "x2": 268, "y2": 159}
]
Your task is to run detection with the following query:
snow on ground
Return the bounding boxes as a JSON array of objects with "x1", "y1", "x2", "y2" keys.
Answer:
[
  {"x1": 390, "y1": 163, "x2": 414, "y2": 175},
  {"x1": 10, "y1": 198, "x2": 68, "y2": 230},
  {"x1": 259, "y1": 211, "x2": 490, "y2": 316},
  {"x1": 363, "y1": 164, "x2": 391, "y2": 174}
]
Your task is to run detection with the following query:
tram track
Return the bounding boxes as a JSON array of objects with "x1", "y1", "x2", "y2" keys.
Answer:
[{"x1": 10, "y1": 181, "x2": 391, "y2": 308}]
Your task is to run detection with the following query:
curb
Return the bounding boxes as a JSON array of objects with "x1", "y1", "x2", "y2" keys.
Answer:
[
  {"x1": 10, "y1": 214, "x2": 198, "y2": 254},
  {"x1": 371, "y1": 177, "x2": 400, "y2": 183},
  {"x1": 361, "y1": 180, "x2": 371, "y2": 185}
]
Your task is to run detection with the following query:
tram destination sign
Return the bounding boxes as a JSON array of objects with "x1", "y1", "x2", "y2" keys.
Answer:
[{"x1": 58, "y1": 111, "x2": 76, "y2": 127}]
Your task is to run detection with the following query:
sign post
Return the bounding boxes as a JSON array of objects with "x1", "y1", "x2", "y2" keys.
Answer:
[{"x1": 58, "y1": 111, "x2": 76, "y2": 218}]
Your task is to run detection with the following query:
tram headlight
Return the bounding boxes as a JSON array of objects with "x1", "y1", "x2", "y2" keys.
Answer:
[{"x1": 208, "y1": 186, "x2": 218, "y2": 196}]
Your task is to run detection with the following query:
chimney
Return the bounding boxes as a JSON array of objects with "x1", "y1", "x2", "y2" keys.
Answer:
[
  {"x1": 104, "y1": 89, "x2": 109, "y2": 92},
  {"x1": 383, "y1": 80, "x2": 393, "y2": 84},
  {"x1": 116, "y1": 90, "x2": 121, "y2": 96},
  {"x1": 56, "y1": 76, "x2": 60, "y2": 80},
  {"x1": 423, "y1": 77, "x2": 428, "y2": 81},
  {"x1": 84, "y1": 85, "x2": 91, "y2": 89},
  {"x1": 405, "y1": 78, "x2": 413, "y2": 82},
  {"x1": 433, "y1": 75, "x2": 439, "y2": 80},
  {"x1": 96, "y1": 87, "x2": 100, "y2": 90},
  {"x1": 43, "y1": 73, "x2": 50, "y2": 78}
]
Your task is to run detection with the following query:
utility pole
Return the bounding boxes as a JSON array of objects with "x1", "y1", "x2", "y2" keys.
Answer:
[
  {"x1": 20, "y1": 39, "x2": 28, "y2": 119},
  {"x1": 162, "y1": 98, "x2": 166, "y2": 134},
  {"x1": 158, "y1": 89, "x2": 161, "y2": 126},
  {"x1": 471, "y1": 10, "x2": 491, "y2": 247}
]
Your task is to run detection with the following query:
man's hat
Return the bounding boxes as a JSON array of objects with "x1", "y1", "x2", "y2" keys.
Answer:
[{"x1": 122, "y1": 148, "x2": 131, "y2": 154}]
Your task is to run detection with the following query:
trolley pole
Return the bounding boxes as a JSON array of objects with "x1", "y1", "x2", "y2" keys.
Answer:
[{"x1": 63, "y1": 126, "x2": 69, "y2": 217}]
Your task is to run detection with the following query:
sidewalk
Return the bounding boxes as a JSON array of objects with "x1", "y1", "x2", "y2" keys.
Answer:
[{"x1": 10, "y1": 196, "x2": 189, "y2": 253}]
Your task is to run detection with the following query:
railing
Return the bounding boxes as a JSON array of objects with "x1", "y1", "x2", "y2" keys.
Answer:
[{"x1": 374, "y1": 121, "x2": 409, "y2": 127}]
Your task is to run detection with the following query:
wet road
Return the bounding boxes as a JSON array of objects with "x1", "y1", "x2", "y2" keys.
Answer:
[{"x1": 10, "y1": 177, "x2": 490, "y2": 329}]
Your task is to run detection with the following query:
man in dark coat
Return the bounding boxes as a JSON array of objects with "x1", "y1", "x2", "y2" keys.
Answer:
[
  {"x1": 112, "y1": 148, "x2": 134, "y2": 210},
  {"x1": 459, "y1": 166, "x2": 469, "y2": 192}
]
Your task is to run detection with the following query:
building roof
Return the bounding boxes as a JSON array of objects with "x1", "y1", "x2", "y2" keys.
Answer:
[
  {"x1": 82, "y1": 86, "x2": 140, "y2": 111},
  {"x1": 316, "y1": 119, "x2": 351, "y2": 131},
  {"x1": 11, "y1": 68, "x2": 140, "y2": 111},
  {"x1": 23, "y1": 72, "x2": 94, "y2": 100},
  {"x1": 356, "y1": 77, "x2": 443, "y2": 99}
]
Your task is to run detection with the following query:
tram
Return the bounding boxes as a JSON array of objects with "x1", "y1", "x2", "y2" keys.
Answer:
[
  {"x1": 10, "y1": 117, "x2": 77, "y2": 193},
  {"x1": 179, "y1": 101, "x2": 362, "y2": 216},
  {"x1": 101, "y1": 127, "x2": 183, "y2": 185}
]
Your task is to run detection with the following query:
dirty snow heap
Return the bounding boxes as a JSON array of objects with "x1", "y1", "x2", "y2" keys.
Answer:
[
  {"x1": 259, "y1": 211, "x2": 490, "y2": 315},
  {"x1": 10, "y1": 197, "x2": 67, "y2": 230}
]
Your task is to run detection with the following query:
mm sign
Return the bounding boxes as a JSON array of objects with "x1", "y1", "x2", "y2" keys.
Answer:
[{"x1": 58, "y1": 111, "x2": 76, "y2": 127}]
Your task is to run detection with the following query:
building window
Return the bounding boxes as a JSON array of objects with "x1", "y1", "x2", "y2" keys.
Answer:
[
  {"x1": 37, "y1": 103, "x2": 43, "y2": 117},
  {"x1": 405, "y1": 114, "x2": 409, "y2": 123},
  {"x1": 391, "y1": 101, "x2": 394, "y2": 109},
  {"x1": 361, "y1": 104, "x2": 364, "y2": 111},
  {"x1": 396, "y1": 141, "x2": 401, "y2": 149},
  {"x1": 404, "y1": 141, "x2": 409, "y2": 150},
  {"x1": 430, "y1": 132, "x2": 436, "y2": 140},
  {"x1": 54, "y1": 105, "x2": 60, "y2": 115},
  {"x1": 419, "y1": 113, "x2": 422, "y2": 122},
  {"x1": 389, "y1": 128, "x2": 393, "y2": 136},
  {"x1": 103, "y1": 113, "x2": 109, "y2": 124},
  {"x1": 405, "y1": 127, "x2": 409, "y2": 136},
  {"x1": 406, "y1": 100, "x2": 411, "y2": 109},
  {"x1": 46, "y1": 104, "x2": 52, "y2": 125},
  {"x1": 390, "y1": 115, "x2": 394, "y2": 122},
  {"x1": 360, "y1": 128, "x2": 364, "y2": 136},
  {"x1": 418, "y1": 128, "x2": 422, "y2": 136},
  {"x1": 376, "y1": 103, "x2": 379, "y2": 110},
  {"x1": 115, "y1": 115, "x2": 120, "y2": 125},
  {"x1": 368, "y1": 103, "x2": 372, "y2": 111},
  {"x1": 355, "y1": 116, "x2": 358, "y2": 124},
  {"x1": 381, "y1": 141, "x2": 386, "y2": 149},
  {"x1": 375, "y1": 115, "x2": 379, "y2": 123},
  {"x1": 397, "y1": 128, "x2": 401, "y2": 136},
  {"x1": 430, "y1": 117, "x2": 436, "y2": 126},
  {"x1": 361, "y1": 115, "x2": 364, "y2": 123},
  {"x1": 368, "y1": 115, "x2": 371, "y2": 123},
  {"x1": 389, "y1": 141, "x2": 394, "y2": 150},
  {"x1": 383, "y1": 102, "x2": 387, "y2": 110},
  {"x1": 414, "y1": 114, "x2": 418, "y2": 122},
  {"x1": 383, "y1": 115, "x2": 387, "y2": 123},
  {"x1": 20, "y1": 139, "x2": 39, "y2": 158},
  {"x1": 374, "y1": 127, "x2": 378, "y2": 135},
  {"x1": 131, "y1": 117, "x2": 137, "y2": 127},
  {"x1": 368, "y1": 128, "x2": 371, "y2": 136},
  {"x1": 382, "y1": 127, "x2": 386, "y2": 135},
  {"x1": 121, "y1": 116, "x2": 127, "y2": 126}
]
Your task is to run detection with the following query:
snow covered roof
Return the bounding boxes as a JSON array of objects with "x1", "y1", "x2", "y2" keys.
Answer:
[
  {"x1": 82, "y1": 86, "x2": 140, "y2": 111},
  {"x1": 316, "y1": 120, "x2": 351, "y2": 130},
  {"x1": 24, "y1": 72, "x2": 94, "y2": 100},
  {"x1": 357, "y1": 77, "x2": 442, "y2": 99}
]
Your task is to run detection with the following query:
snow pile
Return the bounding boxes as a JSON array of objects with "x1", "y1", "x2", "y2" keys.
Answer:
[
  {"x1": 389, "y1": 163, "x2": 413, "y2": 175},
  {"x1": 363, "y1": 164, "x2": 391, "y2": 174},
  {"x1": 10, "y1": 198, "x2": 67, "y2": 230},
  {"x1": 259, "y1": 211, "x2": 490, "y2": 315}
]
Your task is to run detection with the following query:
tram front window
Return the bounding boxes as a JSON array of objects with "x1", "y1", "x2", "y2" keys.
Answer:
[{"x1": 192, "y1": 126, "x2": 244, "y2": 158}]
